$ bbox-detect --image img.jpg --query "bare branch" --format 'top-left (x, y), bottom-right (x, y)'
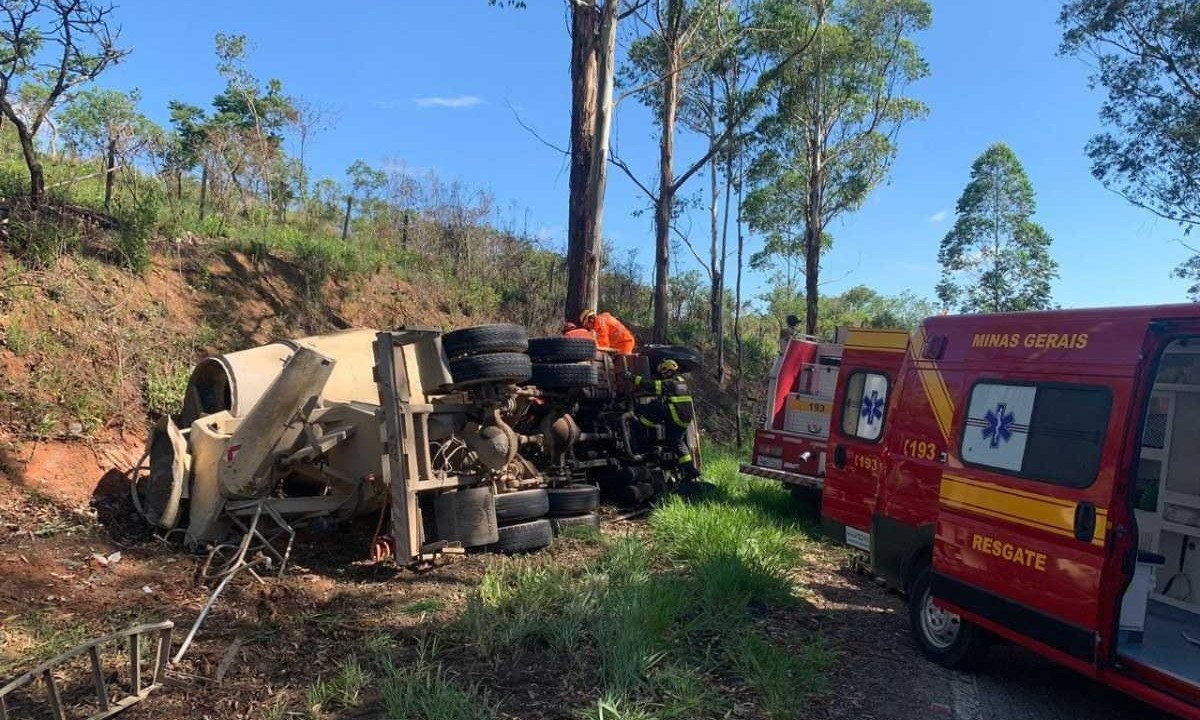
top-left (609, 148), bottom-right (658, 202)
top-left (506, 99), bottom-right (569, 156)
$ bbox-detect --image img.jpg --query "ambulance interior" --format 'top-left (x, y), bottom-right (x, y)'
top-left (1122, 339), bottom-right (1200, 686)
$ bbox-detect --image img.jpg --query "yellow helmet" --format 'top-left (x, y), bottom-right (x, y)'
top-left (657, 359), bottom-right (679, 375)
top-left (579, 308), bottom-right (597, 324)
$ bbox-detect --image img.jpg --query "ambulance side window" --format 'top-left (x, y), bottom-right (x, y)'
top-left (961, 381), bottom-right (1111, 488)
top-left (840, 371), bottom-right (889, 442)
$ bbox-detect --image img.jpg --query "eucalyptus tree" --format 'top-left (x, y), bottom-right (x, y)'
top-left (745, 0), bottom-right (930, 335)
top-left (936, 143), bottom-right (1057, 313)
top-left (1059, 0), bottom-right (1200, 297)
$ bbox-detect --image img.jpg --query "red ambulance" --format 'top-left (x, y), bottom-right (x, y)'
top-left (748, 307), bottom-right (1200, 718)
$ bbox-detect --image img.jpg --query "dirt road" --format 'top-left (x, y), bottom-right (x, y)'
top-left (795, 549), bottom-right (1173, 720)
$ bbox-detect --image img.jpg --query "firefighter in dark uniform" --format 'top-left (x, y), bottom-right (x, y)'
top-left (630, 359), bottom-right (700, 481)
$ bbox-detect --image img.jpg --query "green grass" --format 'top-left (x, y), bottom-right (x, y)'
top-left (304, 657), bottom-right (371, 718)
top-left (144, 362), bottom-right (191, 417)
top-left (377, 637), bottom-right (496, 720)
top-left (4, 320), bottom-right (30, 355)
top-left (351, 447), bottom-right (830, 719)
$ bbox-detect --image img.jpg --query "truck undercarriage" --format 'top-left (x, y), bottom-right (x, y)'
top-left (130, 324), bottom-right (702, 567)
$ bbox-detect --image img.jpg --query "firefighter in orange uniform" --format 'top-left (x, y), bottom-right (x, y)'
top-left (580, 309), bottom-right (636, 354)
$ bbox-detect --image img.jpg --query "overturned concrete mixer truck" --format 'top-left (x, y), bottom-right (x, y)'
top-left (131, 324), bottom-right (703, 566)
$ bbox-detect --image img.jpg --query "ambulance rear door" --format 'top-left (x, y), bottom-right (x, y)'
top-left (823, 329), bottom-right (909, 551)
top-left (932, 373), bottom-right (1126, 669)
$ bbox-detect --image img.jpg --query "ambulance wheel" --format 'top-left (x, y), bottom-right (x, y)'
top-left (909, 567), bottom-right (989, 669)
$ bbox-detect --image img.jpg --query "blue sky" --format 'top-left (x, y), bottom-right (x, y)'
top-left (101, 0), bottom-right (1192, 309)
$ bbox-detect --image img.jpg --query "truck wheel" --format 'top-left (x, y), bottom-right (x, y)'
top-left (530, 363), bottom-right (598, 389)
top-left (494, 488), bottom-right (549, 524)
top-left (528, 337), bottom-right (597, 363)
top-left (909, 566), bottom-right (989, 669)
top-left (434, 487), bottom-right (499, 548)
top-left (550, 513), bottom-right (601, 534)
top-left (497, 518), bottom-right (553, 553)
top-left (449, 352), bottom-right (532, 387)
top-left (547, 484), bottom-right (600, 515)
top-left (441, 324), bottom-right (528, 359)
top-left (640, 344), bottom-right (702, 374)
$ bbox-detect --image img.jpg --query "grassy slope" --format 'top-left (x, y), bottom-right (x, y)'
top-left (308, 451), bottom-right (834, 720)
top-left (0, 243), bottom-right (485, 443)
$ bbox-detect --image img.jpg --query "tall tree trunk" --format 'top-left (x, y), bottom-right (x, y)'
top-left (652, 4), bottom-right (682, 343)
top-left (734, 158), bottom-right (746, 448)
top-left (804, 222), bottom-right (820, 336)
top-left (804, 135), bottom-right (823, 335)
top-left (708, 77), bottom-right (724, 380)
top-left (342, 195), bottom-right (353, 241)
top-left (199, 162), bottom-right (209, 221)
top-left (583, 0), bottom-right (619, 316)
top-left (103, 139), bottom-right (116, 212)
top-left (17, 128), bottom-right (43, 205)
top-left (565, 0), bottom-right (599, 324)
top-left (0, 105), bottom-right (43, 205)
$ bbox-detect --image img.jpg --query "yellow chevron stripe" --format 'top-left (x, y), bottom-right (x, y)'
top-left (940, 476), bottom-right (1107, 548)
top-left (909, 328), bottom-right (957, 443)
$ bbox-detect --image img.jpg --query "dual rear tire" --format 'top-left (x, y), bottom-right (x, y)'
top-left (548, 484), bottom-right (600, 536)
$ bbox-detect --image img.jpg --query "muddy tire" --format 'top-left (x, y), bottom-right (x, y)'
top-left (449, 352), bottom-right (532, 387)
top-left (441, 324), bottom-right (528, 359)
top-left (528, 337), bottom-right (597, 363)
top-left (497, 518), bottom-right (553, 553)
top-left (494, 488), bottom-right (549, 524)
top-left (434, 487), bottom-right (499, 548)
top-left (530, 362), bottom-right (598, 389)
top-left (550, 513), bottom-right (601, 535)
top-left (908, 566), bottom-right (989, 669)
top-left (547, 484), bottom-right (600, 515)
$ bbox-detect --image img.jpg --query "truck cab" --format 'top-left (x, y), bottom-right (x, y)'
top-left (814, 307), bottom-right (1200, 719)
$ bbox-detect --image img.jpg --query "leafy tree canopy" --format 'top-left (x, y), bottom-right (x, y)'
top-left (936, 143), bottom-right (1058, 314)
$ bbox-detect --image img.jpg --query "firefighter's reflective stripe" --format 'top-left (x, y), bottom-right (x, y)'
top-left (638, 415), bottom-right (658, 428)
top-left (667, 395), bottom-right (694, 427)
top-left (634, 376), bottom-right (665, 395)
top-left (678, 452), bottom-right (693, 464)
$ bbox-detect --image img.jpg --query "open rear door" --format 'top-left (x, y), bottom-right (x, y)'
top-left (932, 375), bottom-right (1124, 671)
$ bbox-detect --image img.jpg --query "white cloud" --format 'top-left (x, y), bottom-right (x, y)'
top-left (413, 95), bottom-right (483, 109)
top-left (929, 209), bottom-right (948, 224)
